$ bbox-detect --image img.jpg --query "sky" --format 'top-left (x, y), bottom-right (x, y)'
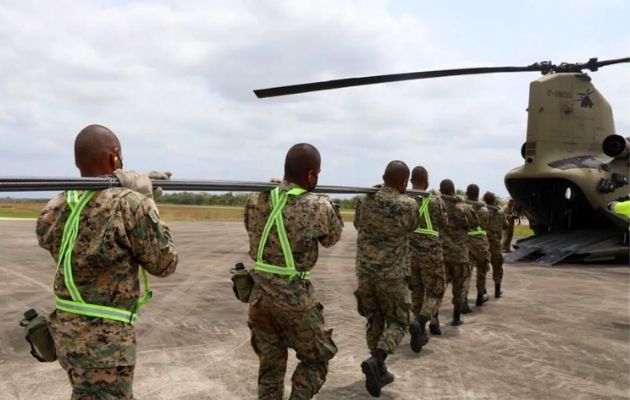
top-left (1, 0), bottom-right (629, 197)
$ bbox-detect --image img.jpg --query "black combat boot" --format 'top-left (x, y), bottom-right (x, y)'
top-left (409, 315), bottom-right (430, 353)
top-left (452, 305), bottom-right (463, 326)
top-left (495, 283), bottom-right (503, 298)
top-left (380, 361), bottom-right (395, 387)
top-left (429, 313), bottom-right (442, 335)
top-left (362, 349), bottom-right (387, 397)
top-left (475, 292), bottom-right (490, 306)
top-left (462, 297), bottom-right (472, 314)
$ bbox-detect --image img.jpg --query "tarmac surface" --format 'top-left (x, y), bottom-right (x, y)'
top-left (0, 219), bottom-right (628, 400)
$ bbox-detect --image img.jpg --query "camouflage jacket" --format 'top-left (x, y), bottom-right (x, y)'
top-left (502, 204), bottom-right (517, 228)
top-left (466, 199), bottom-right (490, 250)
top-left (486, 205), bottom-right (505, 247)
top-left (245, 180), bottom-right (344, 310)
top-left (354, 186), bottom-right (420, 280)
top-left (36, 188), bottom-right (178, 368)
top-left (410, 192), bottom-right (447, 252)
top-left (440, 195), bottom-right (473, 263)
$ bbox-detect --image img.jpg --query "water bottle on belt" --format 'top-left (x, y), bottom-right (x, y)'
top-left (20, 309), bottom-right (57, 362)
top-left (231, 263), bottom-right (254, 303)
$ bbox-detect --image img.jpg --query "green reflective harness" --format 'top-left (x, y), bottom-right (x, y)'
top-left (414, 194), bottom-right (439, 237)
top-left (55, 190), bottom-right (152, 325)
top-left (467, 203), bottom-right (487, 237)
top-left (468, 226), bottom-right (487, 237)
top-left (254, 187), bottom-right (310, 280)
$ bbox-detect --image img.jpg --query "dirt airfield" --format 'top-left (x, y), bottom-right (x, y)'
top-left (0, 219), bottom-right (628, 400)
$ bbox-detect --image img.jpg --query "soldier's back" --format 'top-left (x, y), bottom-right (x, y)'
top-left (354, 186), bottom-right (418, 278)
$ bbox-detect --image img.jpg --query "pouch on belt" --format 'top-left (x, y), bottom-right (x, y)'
top-left (231, 262), bottom-right (254, 303)
top-left (20, 309), bottom-right (57, 362)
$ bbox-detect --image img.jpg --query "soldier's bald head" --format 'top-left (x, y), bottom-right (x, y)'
top-left (440, 179), bottom-right (455, 196)
top-left (466, 184), bottom-right (480, 201)
top-left (382, 160), bottom-right (410, 193)
top-left (283, 143), bottom-right (321, 190)
top-left (411, 166), bottom-right (428, 190)
top-left (483, 191), bottom-right (496, 205)
top-left (74, 124), bottom-right (122, 177)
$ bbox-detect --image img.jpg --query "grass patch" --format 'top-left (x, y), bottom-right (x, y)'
top-left (0, 200), bottom-right (357, 223)
top-left (0, 203), bottom-right (42, 218)
top-left (513, 224), bottom-right (534, 237)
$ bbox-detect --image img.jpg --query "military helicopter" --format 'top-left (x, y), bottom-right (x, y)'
top-left (253, 57), bottom-right (630, 265)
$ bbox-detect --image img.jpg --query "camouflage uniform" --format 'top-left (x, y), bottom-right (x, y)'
top-left (409, 193), bottom-right (447, 320)
top-left (353, 186), bottom-right (419, 354)
top-left (464, 200), bottom-right (491, 297)
top-left (36, 188), bottom-right (178, 400)
top-left (502, 204), bottom-right (517, 252)
top-left (245, 181), bottom-right (343, 400)
top-left (486, 205), bottom-right (505, 285)
top-left (440, 195), bottom-right (472, 308)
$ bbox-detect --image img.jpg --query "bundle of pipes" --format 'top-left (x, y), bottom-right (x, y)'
top-left (0, 177), bottom-right (428, 196)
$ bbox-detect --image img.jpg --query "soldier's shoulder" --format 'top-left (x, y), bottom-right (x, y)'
top-left (399, 194), bottom-right (418, 208)
top-left (41, 193), bottom-right (67, 212)
top-left (97, 188), bottom-right (146, 209)
top-left (301, 192), bottom-right (333, 209)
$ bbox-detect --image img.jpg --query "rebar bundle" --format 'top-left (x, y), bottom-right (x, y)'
top-left (0, 176), bottom-right (428, 196)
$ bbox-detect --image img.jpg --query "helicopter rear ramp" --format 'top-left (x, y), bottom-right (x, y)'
top-left (507, 229), bottom-right (629, 265)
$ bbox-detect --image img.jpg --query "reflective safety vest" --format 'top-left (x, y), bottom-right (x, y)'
top-left (612, 200), bottom-right (630, 217)
top-left (414, 194), bottom-right (439, 237)
top-left (55, 190), bottom-right (152, 325)
top-left (253, 187), bottom-right (310, 280)
top-left (468, 226), bottom-right (487, 237)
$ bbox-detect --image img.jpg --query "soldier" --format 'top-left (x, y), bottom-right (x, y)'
top-left (245, 143), bottom-right (343, 400)
top-left (407, 166), bottom-right (447, 353)
top-left (502, 198), bottom-right (518, 252)
top-left (439, 179), bottom-right (472, 326)
top-left (463, 184), bottom-right (491, 311)
top-left (484, 192), bottom-right (506, 298)
top-left (36, 125), bottom-right (178, 399)
top-left (354, 161), bottom-right (419, 397)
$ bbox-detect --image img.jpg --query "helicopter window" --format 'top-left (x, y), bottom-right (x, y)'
top-left (565, 187), bottom-right (574, 201)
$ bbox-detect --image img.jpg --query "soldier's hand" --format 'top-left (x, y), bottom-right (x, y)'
top-left (114, 170), bottom-right (154, 198)
top-left (148, 171), bottom-right (172, 199)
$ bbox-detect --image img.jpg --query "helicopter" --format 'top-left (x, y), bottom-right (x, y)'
top-left (253, 57), bottom-right (630, 265)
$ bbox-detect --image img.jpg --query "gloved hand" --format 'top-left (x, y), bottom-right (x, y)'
top-left (608, 201), bottom-right (617, 212)
top-left (114, 170), bottom-right (172, 199)
top-left (147, 171), bottom-right (172, 199)
top-left (114, 170), bottom-right (154, 197)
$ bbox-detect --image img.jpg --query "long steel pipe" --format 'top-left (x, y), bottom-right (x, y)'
top-left (0, 177), bottom-right (428, 196)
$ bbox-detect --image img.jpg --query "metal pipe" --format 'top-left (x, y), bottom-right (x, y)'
top-left (0, 176), bottom-right (428, 196)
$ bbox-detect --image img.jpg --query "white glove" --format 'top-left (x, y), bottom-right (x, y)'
top-left (114, 170), bottom-right (154, 197)
top-left (147, 171), bottom-right (172, 199)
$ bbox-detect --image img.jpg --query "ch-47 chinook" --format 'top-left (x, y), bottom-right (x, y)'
top-left (253, 57), bottom-right (630, 265)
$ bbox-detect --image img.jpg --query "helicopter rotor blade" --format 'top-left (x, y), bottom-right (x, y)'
top-left (254, 65), bottom-right (541, 98)
top-left (253, 57), bottom-right (630, 98)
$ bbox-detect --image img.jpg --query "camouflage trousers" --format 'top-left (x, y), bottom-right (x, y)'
top-left (502, 221), bottom-right (515, 252)
top-left (490, 242), bottom-right (504, 284)
top-left (67, 366), bottom-right (134, 400)
top-left (443, 260), bottom-right (469, 307)
top-left (354, 274), bottom-right (410, 355)
top-left (409, 244), bottom-right (446, 320)
top-left (465, 242), bottom-right (490, 296)
top-left (248, 292), bottom-right (337, 400)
